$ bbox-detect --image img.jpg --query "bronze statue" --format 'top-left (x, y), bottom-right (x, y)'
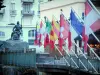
top-left (11, 21), bottom-right (22, 40)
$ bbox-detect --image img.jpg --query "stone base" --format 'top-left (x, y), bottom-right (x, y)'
top-left (0, 40), bottom-right (29, 51)
top-left (44, 44), bottom-right (66, 58)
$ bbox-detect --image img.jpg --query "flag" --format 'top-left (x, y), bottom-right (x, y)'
top-left (70, 9), bottom-right (86, 51)
top-left (44, 34), bottom-right (49, 48)
top-left (34, 24), bottom-right (42, 46)
top-left (68, 30), bottom-right (72, 51)
top-left (49, 17), bottom-right (60, 50)
top-left (52, 16), bottom-right (60, 39)
top-left (68, 24), bottom-right (78, 51)
top-left (85, 1), bottom-right (100, 33)
top-left (50, 27), bottom-right (55, 50)
top-left (46, 19), bottom-right (52, 34)
top-left (60, 14), bottom-right (69, 39)
top-left (39, 21), bottom-right (44, 46)
top-left (82, 26), bottom-right (88, 52)
top-left (70, 26), bottom-right (78, 41)
top-left (84, 1), bottom-right (99, 51)
top-left (70, 9), bottom-right (84, 35)
top-left (59, 14), bottom-right (69, 54)
top-left (44, 18), bottom-right (52, 48)
top-left (84, 1), bottom-right (100, 52)
top-left (34, 25), bottom-right (39, 45)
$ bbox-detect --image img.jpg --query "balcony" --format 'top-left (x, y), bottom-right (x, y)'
top-left (21, 0), bottom-right (34, 3)
top-left (10, 10), bottom-right (17, 17)
top-left (0, 9), bottom-right (5, 14)
top-left (21, 10), bottom-right (34, 16)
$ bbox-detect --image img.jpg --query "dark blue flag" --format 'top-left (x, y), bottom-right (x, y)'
top-left (70, 9), bottom-right (84, 35)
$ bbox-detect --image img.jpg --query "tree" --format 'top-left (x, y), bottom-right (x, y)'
top-left (0, 0), bottom-right (6, 10)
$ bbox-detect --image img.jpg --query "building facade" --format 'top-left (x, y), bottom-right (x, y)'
top-left (40, 0), bottom-right (100, 54)
top-left (0, 0), bottom-right (100, 53)
top-left (40, 0), bottom-right (100, 21)
top-left (40, 0), bottom-right (86, 21)
top-left (0, 0), bottom-right (45, 53)
top-left (40, 0), bottom-right (86, 54)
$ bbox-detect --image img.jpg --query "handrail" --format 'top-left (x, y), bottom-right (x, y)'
top-left (54, 45), bottom-right (70, 66)
top-left (64, 41), bottom-right (88, 71)
top-left (61, 46), bottom-right (79, 68)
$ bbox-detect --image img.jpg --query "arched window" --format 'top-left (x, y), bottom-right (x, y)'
top-left (28, 30), bottom-right (36, 45)
top-left (28, 30), bottom-right (35, 37)
top-left (0, 31), bottom-right (5, 37)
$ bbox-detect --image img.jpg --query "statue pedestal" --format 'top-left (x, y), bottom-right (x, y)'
top-left (2, 40), bottom-right (29, 51)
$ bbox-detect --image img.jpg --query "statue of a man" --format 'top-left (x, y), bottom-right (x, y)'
top-left (11, 21), bottom-right (22, 40)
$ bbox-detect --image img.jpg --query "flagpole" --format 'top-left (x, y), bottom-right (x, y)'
top-left (53, 12), bottom-right (98, 72)
top-left (69, 22), bottom-right (98, 72)
top-left (67, 40), bottom-right (98, 72)
top-left (54, 45), bottom-right (70, 66)
top-left (59, 9), bottom-right (79, 68)
top-left (88, 0), bottom-right (100, 16)
top-left (71, 8), bottom-right (100, 61)
top-left (69, 19), bottom-right (98, 72)
top-left (63, 8), bottom-right (100, 61)
top-left (52, 15), bottom-right (60, 23)
top-left (80, 35), bottom-right (100, 61)
top-left (56, 9), bottom-right (88, 58)
top-left (52, 9), bottom-right (71, 67)
top-left (53, 9), bottom-right (86, 56)
top-left (54, 10), bottom-right (98, 72)
top-left (63, 44), bottom-right (88, 71)
top-left (71, 8), bottom-right (100, 43)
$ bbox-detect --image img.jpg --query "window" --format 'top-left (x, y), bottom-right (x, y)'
top-left (28, 39), bottom-right (34, 45)
top-left (0, 31), bottom-right (5, 37)
top-left (10, 3), bottom-right (16, 20)
top-left (23, 3), bottom-right (32, 12)
top-left (28, 30), bottom-right (35, 37)
top-left (40, 0), bottom-right (43, 3)
top-left (28, 30), bottom-right (36, 45)
top-left (10, 16), bottom-right (15, 23)
top-left (48, 0), bottom-right (52, 1)
top-left (11, 3), bottom-right (15, 10)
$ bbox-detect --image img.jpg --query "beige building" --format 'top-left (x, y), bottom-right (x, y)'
top-left (0, 0), bottom-right (44, 53)
top-left (40, 0), bottom-right (86, 21)
top-left (40, 0), bottom-right (100, 54)
top-left (0, 0), bottom-right (100, 53)
top-left (40, 0), bottom-right (85, 54)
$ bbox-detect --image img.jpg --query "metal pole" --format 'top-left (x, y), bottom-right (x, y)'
top-left (71, 8), bottom-right (100, 61)
top-left (62, 46), bottom-right (79, 68)
top-left (71, 8), bottom-right (100, 42)
top-left (88, 0), bottom-right (100, 16)
top-left (64, 41), bottom-right (88, 71)
top-left (58, 11), bottom-right (98, 73)
top-left (55, 45), bottom-right (70, 66)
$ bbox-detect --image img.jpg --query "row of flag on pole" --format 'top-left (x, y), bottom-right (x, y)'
top-left (33, 0), bottom-right (100, 54)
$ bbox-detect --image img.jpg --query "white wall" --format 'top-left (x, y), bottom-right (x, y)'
top-left (0, 0), bottom-right (39, 41)
top-left (0, 26), bottom-right (13, 40)
top-left (15, 0), bottom-right (22, 23)
top-left (0, 0), bottom-right (10, 26)
top-left (40, 0), bottom-right (85, 21)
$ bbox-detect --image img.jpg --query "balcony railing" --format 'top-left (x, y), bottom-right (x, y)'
top-left (21, 10), bottom-right (34, 16)
top-left (0, 9), bottom-right (5, 14)
top-left (21, 0), bottom-right (34, 3)
top-left (10, 10), bottom-right (17, 17)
